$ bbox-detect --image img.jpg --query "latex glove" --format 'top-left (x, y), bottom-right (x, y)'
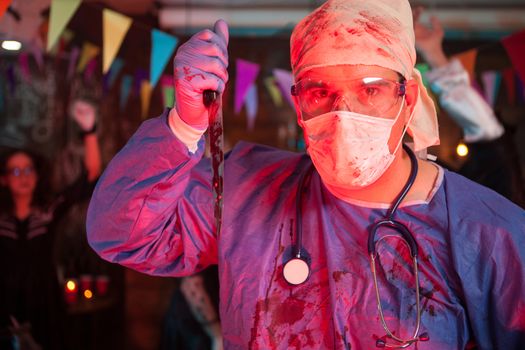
top-left (173, 19), bottom-right (229, 130)
top-left (70, 99), bottom-right (97, 132)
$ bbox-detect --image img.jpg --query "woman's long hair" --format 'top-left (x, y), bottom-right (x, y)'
top-left (0, 148), bottom-right (52, 214)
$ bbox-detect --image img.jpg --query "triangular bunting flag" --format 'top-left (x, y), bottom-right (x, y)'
top-left (84, 58), bottom-right (98, 81)
top-left (134, 68), bottom-right (148, 95)
top-left (161, 75), bottom-right (174, 108)
top-left (415, 63), bottom-right (430, 88)
top-left (140, 80), bottom-right (152, 119)
top-left (234, 59), bottom-right (260, 114)
top-left (502, 30), bottom-right (525, 84)
top-left (76, 42), bottom-right (99, 73)
top-left (106, 58), bottom-right (124, 89)
top-left (517, 75), bottom-right (525, 104)
top-left (50, 29), bottom-right (75, 56)
top-left (245, 84), bottom-right (258, 131)
top-left (161, 75), bottom-right (173, 87)
top-left (273, 68), bottom-right (294, 108)
top-left (0, 0), bottom-right (13, 19)
top-left (503, 68), bottom-right (516, 105)
top-left (472, 79), bottom-right (486, 103)
top-left (481, 71), bottom-right (502, 108)
top-left (7, 64), bottom-right (16, 95)
top-left (0, 78), bottom-right (4, 113)
top-left (31, 44), bottom-right (44, 71)
top-left (452, 49), bottom-right (478, 82)
top-left (103, 9), bottom-right (132, 74)
top-left (46, 0), bottom-right (82, 52)
top-left (163, 86), bottom-right (175, 108)
top-left (68, 46), bottom-right (80, 79)
top-left (150, 29), bottom-right (179, 88)
top-left (264, 76), bottom-right (283, 107)
top-left (18, 53), bottom-right (31, 83)
top-left (120, 74), bottom-right (133, 109)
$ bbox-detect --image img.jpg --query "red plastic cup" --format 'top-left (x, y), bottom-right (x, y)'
top-left (79, 274), bottom-right (93, 293)
top-left (96, 275), bottom-right (110, 296)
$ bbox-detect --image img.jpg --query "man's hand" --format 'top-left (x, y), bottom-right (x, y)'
top-left (173, 19), bottom-right (229, 129)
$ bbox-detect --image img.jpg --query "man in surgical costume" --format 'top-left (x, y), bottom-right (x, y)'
top-left (86, 0), bottom-right (525, 348)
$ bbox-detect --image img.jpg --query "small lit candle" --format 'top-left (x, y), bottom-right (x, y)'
top-left (64, 279), bottom-right (78, 304)
top-left (84, 289), bottom-right (93, 299)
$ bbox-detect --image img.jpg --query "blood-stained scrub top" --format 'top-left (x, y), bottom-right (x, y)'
top-left (87, 110), bottom-right (525, 349)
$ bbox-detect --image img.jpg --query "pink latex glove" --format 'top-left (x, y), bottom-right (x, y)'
top-left (173, 19), bottom-right (229, 129)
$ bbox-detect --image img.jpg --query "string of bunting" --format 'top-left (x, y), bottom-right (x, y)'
top-left (1, 1), bottom-right (524, 125)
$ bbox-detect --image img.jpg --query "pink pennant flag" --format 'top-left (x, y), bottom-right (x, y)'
top-left (161, 74), bottom-right (173, 87)
top-left (84, 58), bottom-right (97, 81)
top-left (68, 47), bottom-right (80, 79)
top-left (31, 45), bottom-right (44, 71)
top-left (273, 68), bottom-right (294, 108)
top-left (471, 79), bottom-right (487, 103)
top-left (481, 71), bottom-right (501, 108)
top-left (517, 75), bottom-right (525, 104)
top-left (235, 59), bottom-right (260, 114)
top-left (503, 68), bottom-right (516, 105)
top-left (18, 53), bottom-right (31, 83)
top-left (502, 30), bottom-right (525, 84)
top-left (245, 84), bottom-right (258, 131)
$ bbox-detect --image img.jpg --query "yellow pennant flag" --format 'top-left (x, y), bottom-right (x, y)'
top-left (103, 9), bottom-right (132, 73)
top-left (452, 49), bottom-right (478, 83)
top-left (46, 0), bottom-right (82, 52)
top-left (77, 42), bottom-right (100, 73)
top-left (141, 80), bottom-right (153, 119)
top-left (264, 76), bottom-right (283, 107)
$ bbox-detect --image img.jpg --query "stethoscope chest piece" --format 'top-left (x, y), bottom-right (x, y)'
top-left (283, 257), bottom-right (310, 285)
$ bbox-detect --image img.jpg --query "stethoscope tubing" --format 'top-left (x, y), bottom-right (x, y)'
top-left (286, 143), bottom-right (427, 348)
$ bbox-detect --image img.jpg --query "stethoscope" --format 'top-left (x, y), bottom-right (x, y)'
top-left (282, 143), bottom-right (429, 348)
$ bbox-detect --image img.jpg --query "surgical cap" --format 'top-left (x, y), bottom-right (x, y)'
top-left (290, 0), bottom-right (440, 151)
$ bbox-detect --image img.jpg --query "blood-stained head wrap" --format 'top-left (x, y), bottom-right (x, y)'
top-left (290, 0), bottom-right (439, 151)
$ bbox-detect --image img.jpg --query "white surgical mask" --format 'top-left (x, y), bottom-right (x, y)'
top-left (302, 99), bottom-right (408, 189)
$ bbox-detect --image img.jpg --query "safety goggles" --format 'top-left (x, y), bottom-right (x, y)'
top-left (291, 77), bottom-right (406, 120)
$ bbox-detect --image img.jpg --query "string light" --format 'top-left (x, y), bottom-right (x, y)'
top-left (456, 142), bottom-right (469, 157)
top-left (1, 40), bottom-right (22, 51)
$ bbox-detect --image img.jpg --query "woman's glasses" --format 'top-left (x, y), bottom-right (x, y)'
top-left (6, 166), bottom-right (35, 177)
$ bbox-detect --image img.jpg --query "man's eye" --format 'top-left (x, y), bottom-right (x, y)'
top-left (364, 86), bottom-right (380, 97)
top-left (309, 88), bottom-right (329, 99)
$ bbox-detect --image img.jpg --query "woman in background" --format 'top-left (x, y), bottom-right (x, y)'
top-left (0, 100), bottom-right (101, 350)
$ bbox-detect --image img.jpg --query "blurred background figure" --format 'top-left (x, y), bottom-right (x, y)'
top-left (414, 7), bottom-right (525, 207)
top-left (0, 99), bottom-right (101, 350)
top-left (160, 266), bottom-right (221, 350)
